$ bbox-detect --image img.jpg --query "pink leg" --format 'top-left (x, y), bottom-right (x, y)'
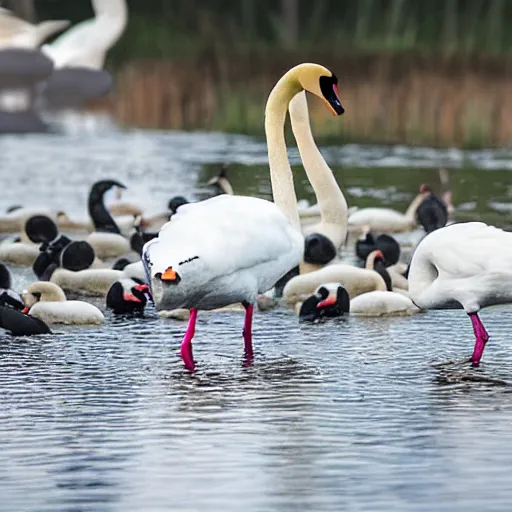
top-left (181, 309), bottom-right (198, 372)
top-left (469, 312), bottom-right (489, 366)
top-left (243, 303), bottom-right (254, 361)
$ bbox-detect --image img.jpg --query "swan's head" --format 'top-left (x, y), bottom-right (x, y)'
top-left (25, 215), bottom-right (58, 244)
top-left (168, 196), bottom-right (189, 215)
top-left (106, 278), bottom-right (151, 314)
top-left (295, 64), bottom-right (345, 116)
top-left (299, 282), bottom-right (350, 322)
top-left (90, 180), bottom-right (127, 200)
top-left (419, 184), bottom-right (432, 194)
top-left (304, 233), bottom-right (337, 265)
top-left (60, 241), bottom-right (96, 272)
top-left (22, 282), bottom-right (66, 311)
top-left (365, 249), bottom-right (385, 269)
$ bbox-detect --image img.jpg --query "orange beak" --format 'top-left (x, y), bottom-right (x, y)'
top-left (22, 306), bottom-right (30, 314)
top-left (162, 267), bottom-right (178, 281)
top-left (317, 294), bottom-right (337, 309)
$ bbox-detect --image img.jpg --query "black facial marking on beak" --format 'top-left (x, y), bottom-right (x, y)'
top-left (319, 74), bottom-right (344, 115)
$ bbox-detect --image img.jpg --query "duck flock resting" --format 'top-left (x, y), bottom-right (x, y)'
top-left (1, 62), bottom-right (510, 372)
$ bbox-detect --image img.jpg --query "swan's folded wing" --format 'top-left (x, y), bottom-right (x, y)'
top-left (143, 195), bottom-right (303, 281)
top-left (429, 222), bottom-right (512, 278)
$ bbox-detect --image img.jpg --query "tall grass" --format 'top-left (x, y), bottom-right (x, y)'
top-left (102, 52), bottom-right (512, 148)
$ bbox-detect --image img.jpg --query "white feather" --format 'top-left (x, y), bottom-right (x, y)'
top-left (143, 195), bottom-right (303, 310)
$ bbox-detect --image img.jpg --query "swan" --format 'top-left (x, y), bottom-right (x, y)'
top-left (356, 230), bottom-right (400, 265)
top-left (408, 222), bottom-right (512, 365)
top-left (206, 165), bottom-right (234, 196)
top-left (41, 0), bottom-right (127, 70)
top-left (283, 263), bottom-right (386, 306)
top-left (364, 249), bottom-right (408, 291)
top-left (0, 263), bottom-right (23, 309)
top-left (298, 282), bottom-right (350, 321)
top-left (289, 91), bottom-right (348, 270)
top-left (415, 185), bottom-right (448, 233)
top-left (143, 63), bottom-right (344, 371)
top-left (0, 8), bottom-right (69, 49)
top-left (86, 180), bottom-right (131, 259)
top-left (106, 278), bottom-right (151, 314)
top-left (297, 282), bottom-right (418, 320)
top-left (44, 264), bottom-right (122, 297)
top-left (350, 291), bottom-right (419, 316)
top-left (348, 186), bottom-right (430, 233)
top-left (0, 207), bottom-right (55, 234)
top-left (21, 281), bottom-right (104, 325)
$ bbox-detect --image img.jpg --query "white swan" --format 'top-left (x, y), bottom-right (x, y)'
top-left (0, 8), bottom-right (69, 49)
top-left (350, 290), bottom-right (419, 316)
top-left (289, 91), bottom-right (348, 269)
top-left (21, 281), bottom-right (104, 325)
top-left (296, 282), bottom-right (418, 319)
top-left (408, 222), bottom-right (512, 365)
top-left (48, 267), bottom-right (122, 296)
top-left (348, 188), bottom-right (429, 233)
top-left (143, 63), bottom-right (344, 371)
top-left (283, 264), bottom-right (386, 306)
top-left (42, 0), bottom-right (127, 69)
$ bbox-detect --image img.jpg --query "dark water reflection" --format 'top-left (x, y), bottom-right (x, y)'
top-left (0, 127), bottom-right (512, 511)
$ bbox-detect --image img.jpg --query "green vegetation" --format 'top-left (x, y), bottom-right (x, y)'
top-left (31, 0), bottom-right (512, 64)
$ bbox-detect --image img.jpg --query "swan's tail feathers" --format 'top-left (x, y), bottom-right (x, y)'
top-left (34, 20), bottom-right (71, 46)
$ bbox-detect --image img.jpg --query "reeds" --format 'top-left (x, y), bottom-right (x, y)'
top-left (103, 52), bottom-right (512, 148)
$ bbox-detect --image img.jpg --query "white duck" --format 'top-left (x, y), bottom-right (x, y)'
top-left (42, 0), bottom-right (127, 70)
top-left (348, 186), bottom-right (430, 233)
top-left (408, 222), bottom-right (512, 366)
top-left (21, 281), bottom-right (104, 325)
top-left (143, 63), bottom-right (345, 371)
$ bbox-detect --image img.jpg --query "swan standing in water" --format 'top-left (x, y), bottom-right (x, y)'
top-left (408, 222), bottom-right (512, 365)
top-left (144, 63), bottom-right (344, 371)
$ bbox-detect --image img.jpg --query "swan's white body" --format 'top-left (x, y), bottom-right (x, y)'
top-left (0, 240), bottom-right (38, 266)
top-left (0, 9), bottom-right (69, 49)
top-left (50, 267), bottom-right (122, 296)
top-left (29, 300), bottom-right (104, 325)
top-left (122, 261), bottom-right (146, 282)
top-left (409, 222), bottom-right (512, 312)
top-left (408, 222), bottom-right (512, 364)
top-left (348, 193), bottom-right (428, 233)
top-left (350, 291), bottom-right (419, 316)
top-left (0, 208), bottom-right (55, 234)
top-left (144, 195), bottom-right (303, 310)
top-left (42, 0), bottom-right (127, 69)
top-left (87, 231), bottom-right (130, 260)
top-left (283, 264), bottom-right (387, 305)
top-left (22, 281), bottom-right (103, 324)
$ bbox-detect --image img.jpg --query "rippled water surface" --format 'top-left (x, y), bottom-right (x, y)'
top-left (1, 123), bottom-right (512, 511)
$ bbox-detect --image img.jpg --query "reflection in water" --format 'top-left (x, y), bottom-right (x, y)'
top-left (0, 130), bottom-right (512, 510)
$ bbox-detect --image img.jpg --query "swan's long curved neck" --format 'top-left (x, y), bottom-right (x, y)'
top-left (289, 91), bottom-right (347, 248)
top-left (265, 71), bottom-right (303, 231)
top-left (408, 251), bottom-right (440, 308)
top-left (405, 192), bottom-right (429, 222)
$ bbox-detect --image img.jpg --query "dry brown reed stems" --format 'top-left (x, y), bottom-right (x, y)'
top-left (102, 52), bottom-right (512, 147)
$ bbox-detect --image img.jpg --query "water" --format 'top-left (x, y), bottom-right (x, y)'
top-left (1, 124), bottom-right (512, 511)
